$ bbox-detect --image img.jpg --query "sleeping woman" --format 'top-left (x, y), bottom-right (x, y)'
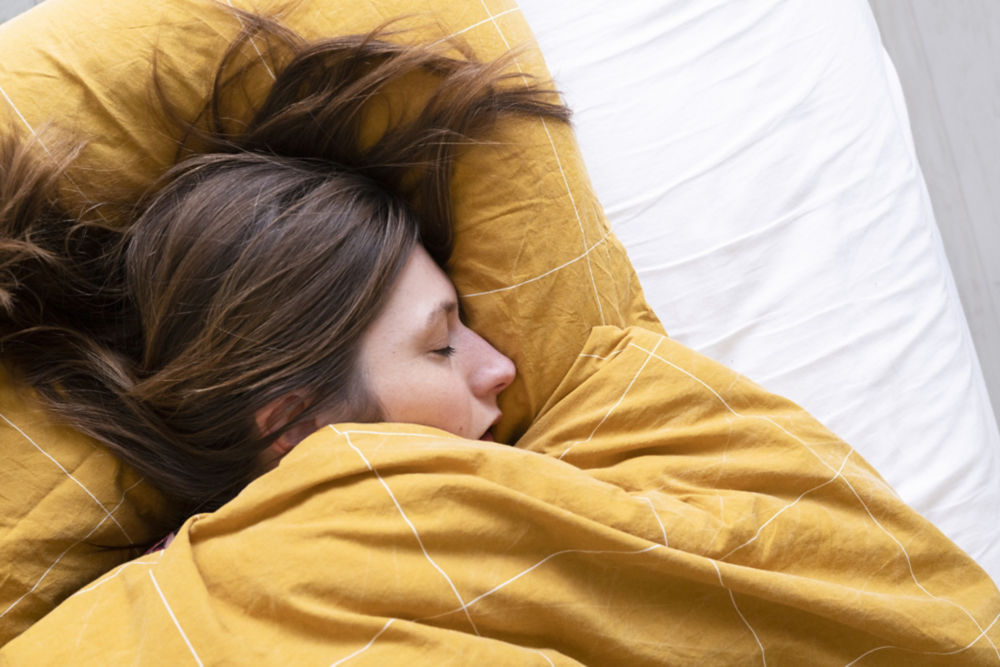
top-left (4, 9), bottom-right (1000, 662)
top-left (0, 12), bottom-right (567, 523)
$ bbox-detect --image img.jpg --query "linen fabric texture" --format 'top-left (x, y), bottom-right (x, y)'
top-left (0, 0), bottom-right (653, 644)
top-left (1, 0), bottom-right (998, 662)
top-left (5, 326), bottom-right (1000, 664)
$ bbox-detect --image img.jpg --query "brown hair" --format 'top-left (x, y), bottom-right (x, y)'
top-left (0, 11), bottom-right (569, 520)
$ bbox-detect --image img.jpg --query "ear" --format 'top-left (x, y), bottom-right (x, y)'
top-left (254, 392), bottom-right (319, 461)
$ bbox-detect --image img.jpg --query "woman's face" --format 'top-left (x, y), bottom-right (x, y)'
top-left (355, 245), bottom-right (516, 441)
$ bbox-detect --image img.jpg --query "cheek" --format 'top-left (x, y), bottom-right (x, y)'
top-left (368, 361), bottom-right (448, 416)
top-left (369, 362), bottom-right (475, 435)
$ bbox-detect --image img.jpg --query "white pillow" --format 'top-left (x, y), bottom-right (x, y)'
top-left (519, 0), bottom-right (1000, 583)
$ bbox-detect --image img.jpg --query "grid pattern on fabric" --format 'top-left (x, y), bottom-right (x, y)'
top-left (0, 0), bottom-right (653, 643)
top-left (5, 326), bottom-right (998, 664)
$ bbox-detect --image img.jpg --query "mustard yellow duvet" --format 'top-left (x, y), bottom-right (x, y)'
top-left (4, 326), bottom-right (998, 665)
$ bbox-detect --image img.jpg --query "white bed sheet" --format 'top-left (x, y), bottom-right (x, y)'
top-left (518, 0), bottom-right (1000, 583)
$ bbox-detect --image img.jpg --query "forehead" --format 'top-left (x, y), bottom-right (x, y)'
top-left (365, 245), bottom-right (456, 343)
top-left (388, 246), bottom-right (452, 302)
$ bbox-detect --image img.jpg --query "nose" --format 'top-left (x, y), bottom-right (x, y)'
top-left (467, 329), bottom-right (516, 398)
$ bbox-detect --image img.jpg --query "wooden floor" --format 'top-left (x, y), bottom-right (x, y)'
top-left (2, 1), bottom-right (998, 422)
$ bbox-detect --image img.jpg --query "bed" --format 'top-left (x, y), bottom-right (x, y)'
top-left (1, 0), bottom-right (998, 663)
top-left (516, 0), bottom-right (1000, 579)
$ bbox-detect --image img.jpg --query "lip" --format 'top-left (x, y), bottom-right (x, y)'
top-left (479, 413), bottom-right (502, 442)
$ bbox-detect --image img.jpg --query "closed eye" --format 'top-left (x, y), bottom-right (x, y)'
top-left (433, 345), bottom-right (456, 358)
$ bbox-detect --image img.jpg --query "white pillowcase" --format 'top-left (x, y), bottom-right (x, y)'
top-left (519, 0), bottom-right (1000, 583)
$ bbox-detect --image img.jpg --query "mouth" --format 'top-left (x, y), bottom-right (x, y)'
top-left (479, 414), bottom-right (502, 442)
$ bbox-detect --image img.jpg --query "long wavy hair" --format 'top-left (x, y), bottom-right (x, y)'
top-left (0, 10), bottom-right (569, 520)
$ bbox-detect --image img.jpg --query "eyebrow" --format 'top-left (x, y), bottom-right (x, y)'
top-left (422, 300), bottom-right (458, 336)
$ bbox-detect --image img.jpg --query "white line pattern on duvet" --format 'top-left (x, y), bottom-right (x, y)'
top-left (0, 477), bottom-right (142, 619)
top-left (0, 83), bottom-right (41, 138)
top-left (430, 7), bottom-right (519, 46)
top-left (636, 495), bottom-right (669, 547)
top-left (73, 553), bottom-right (163, 596)
top-left (557, 337), bottom-right (662, 460)
top-left (149, 570), bottom-right (204, 666)
top-left (844, 611), bottom-right (1000, 666)
top-left (329, 618), bottom-right (397, 667)
top-left (627, 343), bottom-right (846, 475)
top-left (578, 349), bottom-right (623, 361)
top-left (719, 449), bottom-right (853, 561)
top-left (838, 472), bottom-right (1000, 657)
top-left (0, 513), bottom-right (110, 620)
top-left (339, 427), bottom-right (492, 445)
top-left (338, 428), bottom-right (516, 456)
top-left (0, 82), bottom-right (97, 210)
top-left (464, 232), bottom-right (611, 297)
top-left (631, 340), bottom-right (1000, 656)
top-left (476, 0), bottom-right (605, 324)
top-left (418, 544), bottom-right (662, 623)
top-left (332, 425), bottom-right (481, 636)
top-left (0, 410), bottom-right (131, 540)
top-left (712, 561), bottom-right (766, 666)
top-left (526, 648), bottom-right (556, 666)
top-left (224, 0), bottom-right (276, 80)
top-left (534, 115), bottom-right (605, 325)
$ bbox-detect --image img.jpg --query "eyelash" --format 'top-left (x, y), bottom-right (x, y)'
top-left (433, 345), bottom-right (456, 358)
